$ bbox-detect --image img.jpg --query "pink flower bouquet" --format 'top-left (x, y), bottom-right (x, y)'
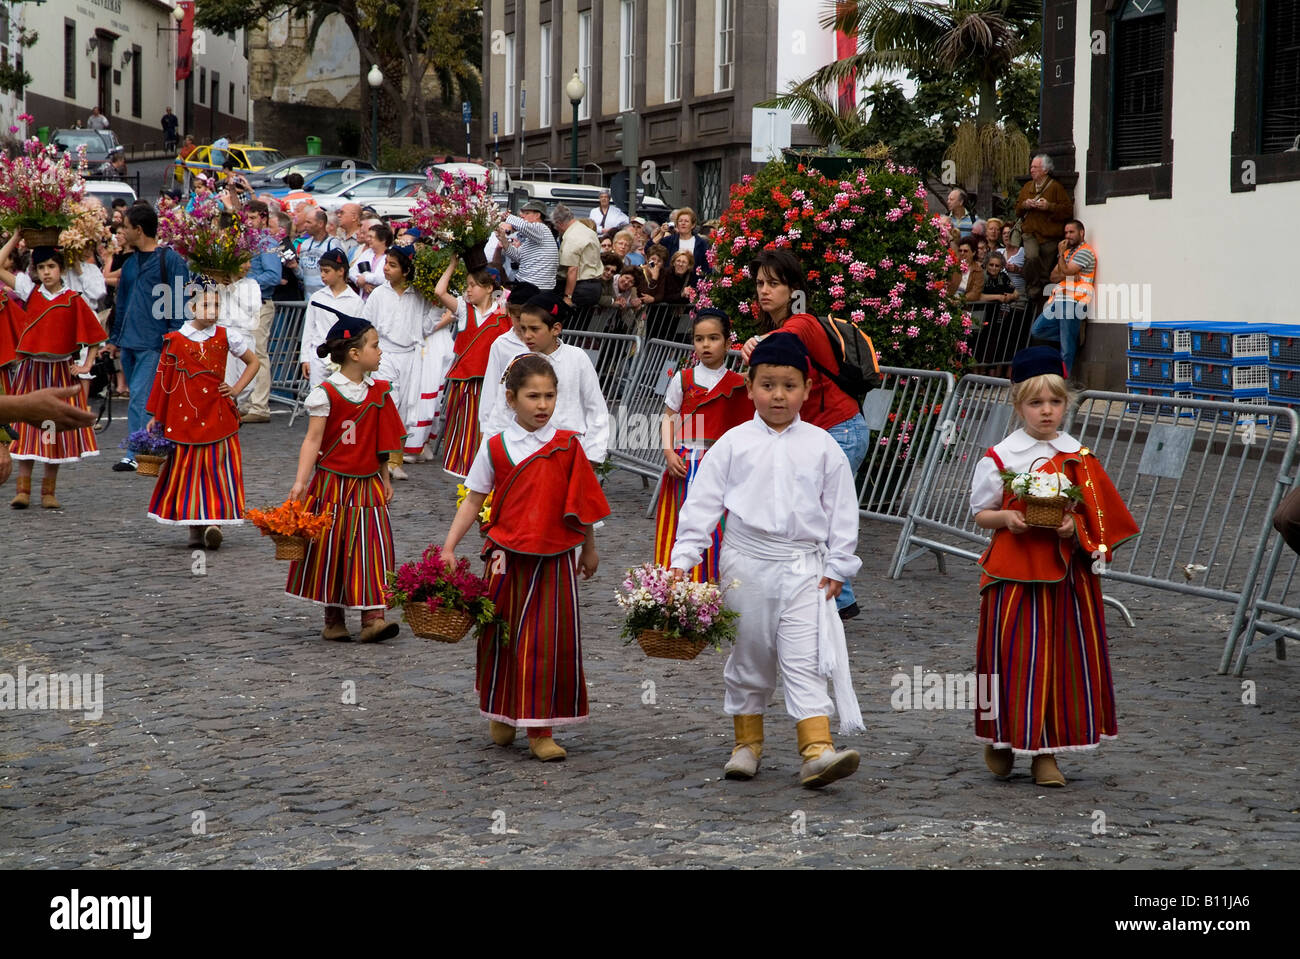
top-left (615, 563), bottom-right (740, 655)
top-left (0, 138), bottom-right (87, 238)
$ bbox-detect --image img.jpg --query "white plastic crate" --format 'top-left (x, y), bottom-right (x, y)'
top-left (1191, 361), bottom-right (1269, 391)
top-left (1190, 329), bottom-right (1271, 360)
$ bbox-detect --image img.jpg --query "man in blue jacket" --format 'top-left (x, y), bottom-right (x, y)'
top-left (110, 204), bottom-right (191, 471)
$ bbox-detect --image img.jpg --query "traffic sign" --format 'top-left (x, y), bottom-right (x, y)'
top-left (462, 101), bottom-right (472, 123)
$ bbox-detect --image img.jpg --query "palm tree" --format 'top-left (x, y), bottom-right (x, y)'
top-left (805, 0), bottom-right (1041, 216)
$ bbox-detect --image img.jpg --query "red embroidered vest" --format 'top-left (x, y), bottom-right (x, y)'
top-left (677, 367), bottom-right (753, 445)
top-left (14, 288), bottom-right (107, 359)
top-left (147, 327), bottom-right (242, 445)
top-left (316, 379), bottom-right (408, 476)
top-left (446, 304), bottom-right (509, 381)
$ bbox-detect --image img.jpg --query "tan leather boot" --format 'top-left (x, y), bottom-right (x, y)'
top-left (723, 714), bottom-right (764, 780)
top-left (10, 475), bottom-right (30, 509)
top-left (984, 745), bottom-right (1014, 777)
top-left (528, 736), bottom-right (566, 761)
top-left (1032, 753), bottom-right (1066, 787)
top-left (40, 475), bottom-right (60, 509)
top-left (489, 721), bottom-right (517, 746)
top-left (796, 715), bottom-right (859, 789)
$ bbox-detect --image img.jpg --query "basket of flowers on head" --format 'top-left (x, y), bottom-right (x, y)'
top-left (1001, 458), bottom-right (1084, 528)
top-left (385, 548), bottom-right (505, 642)
top-left (615, 563), bottom-right (740, 660)
top-left (246, 500), bottom-right (334, 560)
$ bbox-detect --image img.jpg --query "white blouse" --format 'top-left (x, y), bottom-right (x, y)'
top-left (464, 419), bottom-right (560, 494)
top-left (969, 428), bottom-right (1082, 514)
top-left (304, 370), bottom-right (377, 417)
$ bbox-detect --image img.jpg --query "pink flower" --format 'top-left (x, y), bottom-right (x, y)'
top-left (6, 126), bottom-right (16, 135)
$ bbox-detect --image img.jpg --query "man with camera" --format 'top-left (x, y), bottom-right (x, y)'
top-left (237, 200), bottom-right (283, 424)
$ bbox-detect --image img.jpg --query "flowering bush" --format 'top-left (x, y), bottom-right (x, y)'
top-left (691, 160), bottom-right (972, 373)
top-left (58, 199), bottom-right (111, 259)
top-left (407, 171), bottom-right (504, 254)
top-left (157, 198), bottom-right (278, 280)
top-left (614, 563), bottom-right (740, 650)
top-left (121, 424), bottom-right (174, 456)
top-left (247, 500), bottom-right (335, 539)
top-left (0, 138), bottom-right (86, 233)
top-left (385, 548), bottom-right (505, 638)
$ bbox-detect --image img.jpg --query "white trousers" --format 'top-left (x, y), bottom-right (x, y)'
top-left (720, 545), bottom-right (833, 721)
top-left (377, 347), bottom-right (422, 434)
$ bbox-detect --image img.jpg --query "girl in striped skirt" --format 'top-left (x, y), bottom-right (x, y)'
top-left (970, 347), bottom-right (1139, 787)
top-left (431, 254), bottom-right (509, 477)
top-left (653, 309), bottom-right (752, 580)
top-left (441, 354), bottom-right (610, 762)
top-left (0, 243), bottom-right (106, 509)
top-left (287, 317), bottom-right (406, 643)
top-left (146, 286), bottom-right (260, 548)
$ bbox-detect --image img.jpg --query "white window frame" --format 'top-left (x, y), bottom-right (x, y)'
top-left (715, 0), bottom-right (734, 92)
top-left (539, 23), bottom-right (551, 128)
top-left (503, 33), bottom-right (515, 136)
top-left (665, 0), bottom-right (681, 103)
top-left (578, 11), bottom-right (592, 121)
top-left (619, 0), bottom-right (636, 112)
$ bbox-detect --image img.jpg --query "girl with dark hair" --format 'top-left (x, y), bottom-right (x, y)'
top-left (740, 246), bottom-right (871, 620)
top-left (440, 352), bottom-right (610, 762)
top-left (286, 317), bottom-right (406, 643)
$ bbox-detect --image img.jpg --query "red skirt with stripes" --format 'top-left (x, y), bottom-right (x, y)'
top-left (440, 377), bottom-right (483, 477)
top-left (147, 436), bottom-right (245, 525)
top-left (9, 358), bottom-right (98, 463)
top-left (476, 548), bottom-right (588, 728)
top-left (285, 470), bottom-right (394, 611)
top-left (975, 557), bottom-right (1118, 756)
top-left (652, 447), bottom-right (723, 582)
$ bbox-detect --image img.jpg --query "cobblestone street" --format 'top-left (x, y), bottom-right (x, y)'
top-left (2, 410), bottom-right (1297, 869)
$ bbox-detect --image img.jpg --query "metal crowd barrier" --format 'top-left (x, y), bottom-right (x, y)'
top-left (560, 329), bottom-right (643, 413)
top-left (1231, 505), bottom-right (1300, 674)
top-left (968, 300), bottom-right (1033, 373)
top-left (267, 301), bottom-right (310, 425)
top-left (858, 367), bottom-right (957, 526)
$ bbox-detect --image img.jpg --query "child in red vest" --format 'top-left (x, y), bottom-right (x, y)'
top-left (0, 244), bottom-right (106, 509)
top-left (146, 286), bottom-right (260, 548)
top-left (441, 353), bottom-right (610, 762)
top-left (654, 308), bottom-right (752, 580)
top-left (286, 317), bottom-right (407, 643)
top-left (431, 255), bottom-right (510, 476)
top-left (970, 347), bottom-right (1139, 786)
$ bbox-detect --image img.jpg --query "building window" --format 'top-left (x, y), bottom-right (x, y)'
top-left (539, 23), bottom-right (551, 128)
top-left (665, 0), bottom-right (682, 103)
top-left (715, 0), bottom-right (734, 92)
top-left (1231, 0), bottom-right (1300, 190)
top-left (132, 45), bottom-right (142, 117)
top-left (619, 1), bottom-right (636, 112)
top-left (199, 66), bottom-right (206, 104)
top-left (64, 21), bottom-right (75, 99)
top-left (1085, 0), bottom-right (1176, 204)
top-left (503, 33), bottom-right (515, 136)
top-left (577, 11), bottom-right (592, 121)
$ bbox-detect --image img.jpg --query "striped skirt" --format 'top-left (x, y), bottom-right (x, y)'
top-left (975, 559), bottom-right (1118, 756)
top-left (653, 447), bottom-right (723, 582)
top-left (10, 358), bottom-right (98, 463)
top-left (285, 470), bottom-right (394, 611)
top-left (476, 548), bottom-right (588, 728)
top-left (147, 436), bottom-right (245, 526)
top-left (440, 377), bottom-right (483, 477)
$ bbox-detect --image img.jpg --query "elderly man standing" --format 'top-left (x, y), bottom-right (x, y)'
top-left (589, 188), bottom-right (628, 234)
top-left (1015, 154), bottom-right (1073, 302)
top-left (553, 203), bottom-right (603, 308)
top-left (337, 203), bottom-right (366, 258)
top-left (499, 199), bottom-right (560, 304)
top-left (287, 207), bottom-right (342, 300)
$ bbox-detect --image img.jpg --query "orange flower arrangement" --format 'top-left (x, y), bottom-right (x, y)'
top-left (246, 500), bottom-right (334, 539)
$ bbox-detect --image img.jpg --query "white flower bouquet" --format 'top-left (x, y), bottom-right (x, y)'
top-left (1000, 460), bottom-right (1083, 528)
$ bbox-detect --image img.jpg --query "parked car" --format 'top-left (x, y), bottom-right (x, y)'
top-left (244, 155), bottom-right (375, 191)
top-left (424, 161), bottom-right (490, 185)
top-left (371, 181), bottom-right (432, 222)
top-left (505, 179), bottom-right (671, 223)
top-left (82, 179), bottom-right (138, 211)
top-left (50, 129), bottom-right (120, 168)
top-left (262, 166), bottom-right (359, 199)
top-left (311, 173), bottom-right (430, 213)
top-left (171, 143), bottom-right (287, 184)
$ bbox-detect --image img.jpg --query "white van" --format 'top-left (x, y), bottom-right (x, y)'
top-left (82, 179), bottom-right (138, 211)
top-left (506, 180), bottom-right (671, 225)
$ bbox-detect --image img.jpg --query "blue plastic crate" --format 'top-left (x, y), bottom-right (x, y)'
top-left (1127, 354), bottom-right (1191, 386)
top-left (1128, 324), bottom-right (1191, 356)
top-left (1191, 360), bottom-right (1269, 392)
top-left (1270, 367), bottom-right (1300, 400)
top-left (1269, 332), bottom-right (1300, 367)
top-left (1189, 388), bottom-right (1272, 423)
top-left (1189, 325), bottom-right (1272, 361)
top-left (1124, 385), bottom-right (1194, 417)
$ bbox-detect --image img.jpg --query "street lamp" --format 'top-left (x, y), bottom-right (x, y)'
top-left (156, 3), bottom-right (186, 35)
top-left (565, 69), bottom-right (585, 184)
top-left (367, 64), bottom-right (383, 166)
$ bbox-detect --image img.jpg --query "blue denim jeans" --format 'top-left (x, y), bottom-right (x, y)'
top-left (119, 347), bottom-right (162, 444)
top-left (825, 412), bottom-right (870, 610)
top-left (1029, 299), bottom-right (1086, 374)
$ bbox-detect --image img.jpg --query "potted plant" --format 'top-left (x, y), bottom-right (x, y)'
top-left (614, 563), bottom-right (740, 660)
top-left (246, 500), bottom-right (334, 560)
top-left (0, 137), bottom-right (86, 246)
top-left (385, 549), bottom-right (504, 643)
top-left (121, 424), bottom-right (175, 476)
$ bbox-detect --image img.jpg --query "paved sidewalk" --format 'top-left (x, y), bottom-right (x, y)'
top-left (1, 411), bottom-right (1297, 868)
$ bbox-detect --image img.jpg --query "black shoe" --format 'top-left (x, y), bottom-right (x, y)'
top-left (112, 457), bottom-right (137, 472)
top-left (838, 602), bottom-right (861, 622)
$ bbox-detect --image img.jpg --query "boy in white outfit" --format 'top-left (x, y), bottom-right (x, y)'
top-left (670, 332), bottom-right (863, 788)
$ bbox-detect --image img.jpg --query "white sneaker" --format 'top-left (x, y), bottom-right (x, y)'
top-left (417, 447), bottom-right (436, 463)
top-left (799, 747), bottom-right (860, 789)
top-left (390, 466), bottom-right (409, 481)
top-left (723, 745), bottom-right (760, 780)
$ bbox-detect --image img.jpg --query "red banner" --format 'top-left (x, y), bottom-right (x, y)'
top-left (835, 0), bottom-right (857, 115)
top-left (176, 1), bottom-right (195, 82)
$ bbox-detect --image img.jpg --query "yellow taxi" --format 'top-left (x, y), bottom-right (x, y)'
top-left (171, 142), bottom-right (287, 183)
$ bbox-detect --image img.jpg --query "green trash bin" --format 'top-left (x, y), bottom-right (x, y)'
top-left (305, 136), bottom-right (322, 156)
top-left (37, 126), bottom-right (49, 145)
